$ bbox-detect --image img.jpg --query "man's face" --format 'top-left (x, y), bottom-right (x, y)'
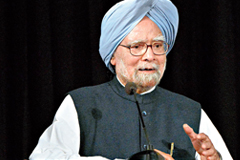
top-left (110, 16), bottom-right (167, 92)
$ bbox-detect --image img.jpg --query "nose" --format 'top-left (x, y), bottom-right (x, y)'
top-left (141, 45), bottom-right (156, 61)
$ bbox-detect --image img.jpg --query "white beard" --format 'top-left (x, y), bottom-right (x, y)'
top-left (118, 59), bottom-right (165, 88)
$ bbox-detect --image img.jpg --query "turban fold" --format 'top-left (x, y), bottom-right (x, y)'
top-left (99, 0), bottom-right (179, 73)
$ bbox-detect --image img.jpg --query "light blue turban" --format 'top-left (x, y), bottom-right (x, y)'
top-left (99, 0), bottom-right (179, 73)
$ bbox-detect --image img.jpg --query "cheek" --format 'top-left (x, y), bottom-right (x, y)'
top-left (117, 53), bottom-right (139, 68)
top-left (157, 57), bottom-right (167, 72)
top-left (124, 59), bottom-right (140, 73)
top-left (117, 58), bottom-right (140, 77)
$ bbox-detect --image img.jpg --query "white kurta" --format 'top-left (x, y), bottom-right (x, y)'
top-left (29, 95), bottom-right (233, 160)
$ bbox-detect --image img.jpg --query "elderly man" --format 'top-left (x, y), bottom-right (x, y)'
top-left (29, 0), bottom-right (232, 160)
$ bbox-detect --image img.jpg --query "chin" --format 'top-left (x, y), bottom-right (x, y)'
top-left (134, 73), bottom-right (161, 87)
top-left (138, 80), bottom-right (158, 88)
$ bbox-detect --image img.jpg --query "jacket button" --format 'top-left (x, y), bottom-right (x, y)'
top-left (142, 111), bottom-right (147, 116)
top-left (143, 144), bottom-right (147, 149)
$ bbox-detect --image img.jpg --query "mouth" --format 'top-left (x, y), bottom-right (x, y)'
top-left (139, 68), bottom-right (156, 71)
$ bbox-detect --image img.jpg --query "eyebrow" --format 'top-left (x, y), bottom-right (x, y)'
top-left (126, 39), bottom-right (147, 46)
top-left (153, 35), bottom-right (165, 41)
top-left (126, 35), bottom-right (165, 46)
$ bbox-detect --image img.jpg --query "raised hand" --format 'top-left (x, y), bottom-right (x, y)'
top-left (183, 124), bottom-right (220, 160)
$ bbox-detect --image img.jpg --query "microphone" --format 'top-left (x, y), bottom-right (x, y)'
top-left (125, 82), bottom-right (165, 160)
top-left (125, 82), bottom-right (151, 148)
top-left (125, 82), bottom-right (137, 95)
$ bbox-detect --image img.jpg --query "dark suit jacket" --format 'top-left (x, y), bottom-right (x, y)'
top-left (69, 77), bottom-right (201, 160)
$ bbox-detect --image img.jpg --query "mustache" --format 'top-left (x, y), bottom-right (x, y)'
top-left (136, 63), bottom-right (160, 71)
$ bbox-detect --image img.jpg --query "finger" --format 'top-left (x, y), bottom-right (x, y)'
top-left (196, 133), bottom-right (210, 142)
top-left (183, 124), bottom-right (197, 140)
top-left (201, 141), bottom-right (212, 151)
top-left (207, 151), bottom-right (221, 160)
top-left (200, 155), bottom-right (208, 160)
top-left (183, 124), bottom-right (217, 157)
top-left (201, 147), bottom-right (215, 157)
top-left (196, 133), bottom-right (214, 151)
top-left (183, 124), bottom-right (205, 153)
top-left (197, 134), bottom-right (218, 159)
top-left (154, 149), bottom-right (174, 160)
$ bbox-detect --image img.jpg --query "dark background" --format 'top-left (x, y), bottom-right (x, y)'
top-left (0, 0), bottom-right (238, 159)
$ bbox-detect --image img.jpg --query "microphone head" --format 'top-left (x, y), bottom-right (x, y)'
top-left (128, 150), bottom-right (165, 160)
top-left (125, 82), bottom-right (137, 95)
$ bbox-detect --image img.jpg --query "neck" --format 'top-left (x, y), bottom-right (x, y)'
top-left (116, 76), bottom-right (156, 95)
top-left (136, 85), bottom-right (156, 94)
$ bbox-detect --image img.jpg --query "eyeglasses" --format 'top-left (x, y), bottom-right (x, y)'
top-left (119, 41), bottom-right (168, 56)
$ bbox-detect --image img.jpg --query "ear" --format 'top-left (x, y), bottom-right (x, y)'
top-left (110, 55), bottom-right (116, 66)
